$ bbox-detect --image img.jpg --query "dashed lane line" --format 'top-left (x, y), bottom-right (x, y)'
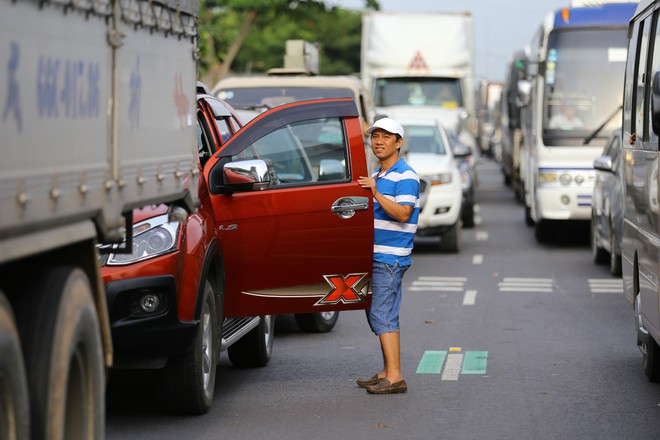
top-left (463, 290), bottom-right (477, 305)
top-left (498, 277), bottom-right (553, 293)
top-left (588, 278), bottom-right (623, 293)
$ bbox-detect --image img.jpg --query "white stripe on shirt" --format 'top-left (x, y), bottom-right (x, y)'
top-left (374, 244), bottom-right (412, 256)
top-left (375, 219), bottom-right (418, 233)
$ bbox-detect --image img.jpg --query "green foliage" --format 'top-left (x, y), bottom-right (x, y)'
top-left (198, 0), bottom-right (379, 78)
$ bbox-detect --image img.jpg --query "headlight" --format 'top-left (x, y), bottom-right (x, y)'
top-left (538, 171), bottom-right (557, 185)
top-left (559, 173), bottom-right (572, 186)
top-left (428, 173), bottom-right (453, 186)
top-left (106, 214), bottom-right (180, 265)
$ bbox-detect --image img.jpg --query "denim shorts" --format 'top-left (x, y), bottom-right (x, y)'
top-left (366, 261), bottom-right (409, 335)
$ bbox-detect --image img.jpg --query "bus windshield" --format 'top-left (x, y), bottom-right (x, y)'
top-left (373, 77), bottom-right (463, 108)
top-left (543, 28), bottom-right (627, 143)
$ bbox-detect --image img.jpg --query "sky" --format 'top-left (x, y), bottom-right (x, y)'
top-left (327, 0), bottom-right (581, 82)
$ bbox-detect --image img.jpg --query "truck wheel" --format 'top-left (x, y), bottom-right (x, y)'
top-left (591, 219), bottom-right (608, 264)
top-left (228, 315), bottom-right (274, 367)
top-left (439, 222), bottom-right (460, 253)
top-left (163, 279), bottom-right (218, 415)
top-left (295, 311), bottom-right (339, 333)
top-left (0, 292), bottom-right (30, 440)
top-left (19, 267), bottom-right (104, 440)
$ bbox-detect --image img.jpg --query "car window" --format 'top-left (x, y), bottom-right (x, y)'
top-left (234, 117), bottom-right (349, 186)
top-left (404, 125), bottom-right (447, 155)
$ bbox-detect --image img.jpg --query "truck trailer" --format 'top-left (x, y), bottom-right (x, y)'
top-left (0, 0), bottom-right (200, 437)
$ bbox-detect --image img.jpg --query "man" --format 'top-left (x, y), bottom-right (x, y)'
top-left (548, 99), bottom-right (584, 130)
top-left (357, 117), bottom-right (420, 394)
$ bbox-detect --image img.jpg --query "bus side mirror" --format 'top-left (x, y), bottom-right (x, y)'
top-left (517, 80), bottom-right (532, 107)
top-left (652, 70), bottom-right (660, 136)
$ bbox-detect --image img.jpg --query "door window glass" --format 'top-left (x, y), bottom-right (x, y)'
top-left (649, 13), bottom-right (660, 143)
top-left (235, 117), bottom-right (349, 186)
top-left (635, 16), bottom-right (651, 141)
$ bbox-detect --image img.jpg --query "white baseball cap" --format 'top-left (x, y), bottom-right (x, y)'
top-left (366, 117), bottom-right (404, 139)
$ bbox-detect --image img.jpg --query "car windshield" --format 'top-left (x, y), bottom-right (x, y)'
top-left (216, 86), bottom-right (354, 108)
top-left (373, 77), bottom-right (463, 108)
top-left (403, 125), bottom-right (447, 155)
top-left (543, 28), bottom-right (627, 143)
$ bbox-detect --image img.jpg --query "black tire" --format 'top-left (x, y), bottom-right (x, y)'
top-left (534, 220), bottom-right (555, 243)
top-left (439, 222), bottom-right (461, 253)
top-left (461, 204), bottom-right (475, 228)
top-left (162, 279), bottom-right (219, 415)
top-left (524, 206), bottom-right (534, 226)
top-left (0, 292), bottom-right (30, 440)
top-left (609, 227), bottom-right (622, 276)
top-left (228, 315), bottom-right (274, 367)
top-left (18, 267), bottom-right (104, 440)
top-left (634, 294), bottom-right (660, 381)
top-left (591, 218), bottom-right (608, 264)
top-left (294, 311), bottom-right (339, 333)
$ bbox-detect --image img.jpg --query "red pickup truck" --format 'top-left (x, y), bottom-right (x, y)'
top-left (101, 93), bottom-right (374, 414)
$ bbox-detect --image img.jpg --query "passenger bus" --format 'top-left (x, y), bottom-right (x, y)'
top-left (518, 1), bottom-right (638, 242)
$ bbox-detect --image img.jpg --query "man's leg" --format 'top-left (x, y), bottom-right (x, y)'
top-left (379, 330), bottom-right (403, 383)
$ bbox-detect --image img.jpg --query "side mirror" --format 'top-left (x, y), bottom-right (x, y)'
top-left (517, 80), bottom-right (532, 107)
top-left (318, 159), bottom-right (346, 181)
top-left (223, 159), bottom-right (271, 191)
top-left (452, 143), bottom-right (472, 158)
top-left (593, 156), bottom-right (614, 173)
top-left (652, 70), bottom-right (660, 136)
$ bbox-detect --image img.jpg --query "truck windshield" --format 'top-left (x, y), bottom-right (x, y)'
top-left (543, 28), bottom-right (627, 144)
top-left (373, 77), bottom-right (463, 108)
top-left (217, 87), bottom-right (353, 108)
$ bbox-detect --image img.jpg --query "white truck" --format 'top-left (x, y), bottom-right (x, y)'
top-left (360, 11), bottom-right (477, 149)
top-left (0, 0), bottom-right (199, 437)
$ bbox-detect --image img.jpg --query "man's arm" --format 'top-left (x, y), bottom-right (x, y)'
top-left (374, 191), bottom-right (414, 223)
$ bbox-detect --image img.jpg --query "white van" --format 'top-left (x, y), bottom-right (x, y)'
top-left (621, 0), bottom-right (660, 381)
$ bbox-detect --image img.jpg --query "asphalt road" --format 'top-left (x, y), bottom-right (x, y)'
top-left (106, 158), bottom-right (660, 440)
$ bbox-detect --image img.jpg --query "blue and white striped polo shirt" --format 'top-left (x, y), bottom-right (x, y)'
top-left (373, 158), bottom-right (420, 267)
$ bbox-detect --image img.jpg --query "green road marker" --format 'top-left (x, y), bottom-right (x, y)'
top-left (461, 351), bottom-right (488, 374)
top-left (416, 350), bottom-right (447, 374)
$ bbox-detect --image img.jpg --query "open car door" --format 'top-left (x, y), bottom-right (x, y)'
top-left (204, 98), bottom-right (373, 317)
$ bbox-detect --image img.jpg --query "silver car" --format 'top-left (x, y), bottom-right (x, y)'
top-left (591, 128), bottom-right (623, 276)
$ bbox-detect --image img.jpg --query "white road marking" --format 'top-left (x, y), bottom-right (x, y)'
top-left (441, 353), bottom-right (464, 381)
top-left (499, 277), bottom-right (554, 293)
top-left (472, 254), bottom-right (483, 264)
top-left (476, 231), bottom-right (489, 241)
top-left (410, 277), bottom-right (466, 292)
top-left (474, 204), bottom-right (481, 213)
top-left (588, 278), bottom-right (623, 293)
top-left (463, 290), bottom-right (477, 305)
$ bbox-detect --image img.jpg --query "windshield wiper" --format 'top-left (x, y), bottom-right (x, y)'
top-left (582, 104), bottom-right (622, 145)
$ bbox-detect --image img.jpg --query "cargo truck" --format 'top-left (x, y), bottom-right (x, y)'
top-left (360, 11), bottom-right (477, 150)
top-left (0, 0), bottom-right (199, 437)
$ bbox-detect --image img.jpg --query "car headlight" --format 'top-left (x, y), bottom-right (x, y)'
top-left (106, 214), bottom-right (180, 265)
top-left (428, 173), bottom-right (453, 186)
top-left (538, 171), bottom-right (557, 185)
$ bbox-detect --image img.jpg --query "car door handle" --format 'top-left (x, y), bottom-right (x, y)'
top-left (331, 196), bottom-right (369, 219)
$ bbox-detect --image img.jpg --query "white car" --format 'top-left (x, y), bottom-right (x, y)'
top-left (400, 119), bottom-right (463, 252)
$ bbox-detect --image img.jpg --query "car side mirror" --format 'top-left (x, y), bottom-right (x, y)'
top-left (652, 70), bottom-right (660, 136)
top-left (452, 143), bottom-right (472, 158)
top-left (318, 159), bottom-right (346, 181)
top-left (222, 159), bottom-right (271, 192)
top-left (593, 155), bottom-right (614, 173)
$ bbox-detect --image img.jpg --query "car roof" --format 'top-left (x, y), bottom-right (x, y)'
top-left (212, 74), bottom-right (366, 94)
